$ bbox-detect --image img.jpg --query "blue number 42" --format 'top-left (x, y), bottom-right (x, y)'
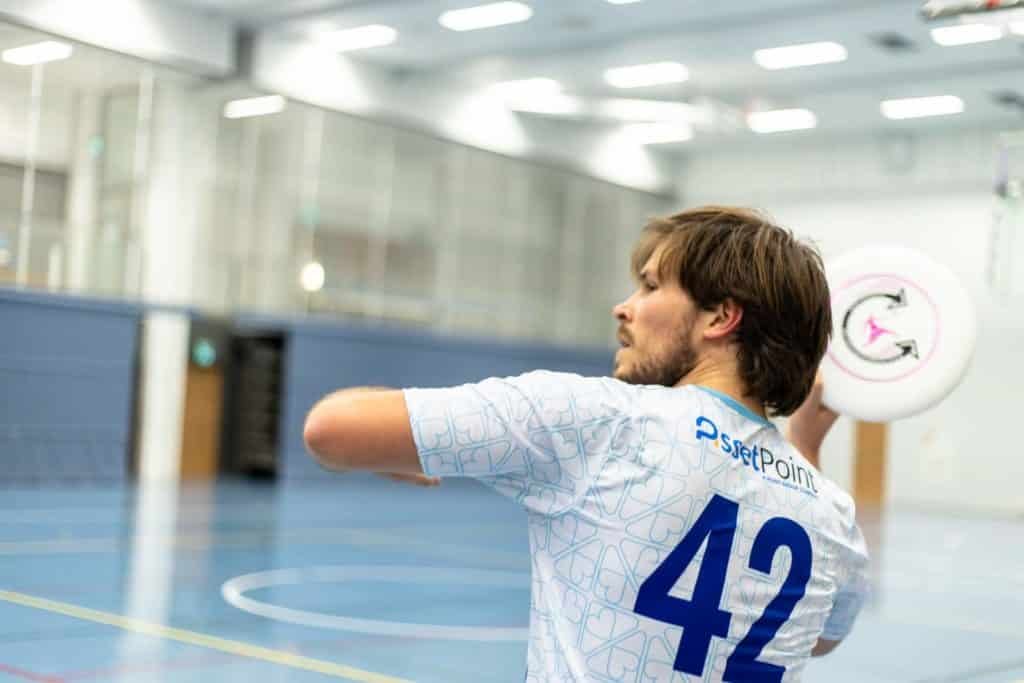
top-left (633, 494), bottom-right (813, 683)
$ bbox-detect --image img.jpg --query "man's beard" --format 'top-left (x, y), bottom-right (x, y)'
top-left (614, 333), bottom-right (698, 387)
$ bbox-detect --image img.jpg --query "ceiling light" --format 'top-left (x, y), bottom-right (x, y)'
top-left (607, 0), bottom-right (644, 4)
top-left (439, 2), bottom-right (533, 31)
top-left (881, 95), bottom-right (964, 119)
top-left (223, 95), bottom-right (287, 119)
top-left (2, 41), bottom-right (73, 66)
top-left (326, 24), bottom-right (398, 52)
top-left (300, 261), bottom-right (326, 293)
top-left (930, 23), bottom-right (1004, 46)
top-left (747, 108), bottom-right (817, 134)
top-left (605, 62), bottom-right (689, 89)
top-left (600, 98), bottom-right (698, 122)
top-left (488, 77), bottom-right (561, 99)
top-left (754, 41), bottom-right (847, 70)
top-left (623, 122), bottom-right (693, 145)
top-left (507, 94), bottom-right (583, 116)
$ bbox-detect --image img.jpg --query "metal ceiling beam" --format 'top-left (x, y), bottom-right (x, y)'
top-left (241, 0), bottom-right (414, 28)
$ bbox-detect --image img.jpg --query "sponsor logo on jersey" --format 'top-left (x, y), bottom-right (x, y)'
top-left (695, 416), bottom-right (818, 495)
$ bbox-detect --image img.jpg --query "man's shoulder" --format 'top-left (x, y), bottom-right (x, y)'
top-left (505, 370), bottom-right (643, 401)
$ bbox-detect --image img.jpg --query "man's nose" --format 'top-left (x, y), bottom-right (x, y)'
top-left (613, 298), bottom-right (632, 322)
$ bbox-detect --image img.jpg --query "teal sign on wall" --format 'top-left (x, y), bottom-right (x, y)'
top-left (191, 338), bottom-right (217, 368)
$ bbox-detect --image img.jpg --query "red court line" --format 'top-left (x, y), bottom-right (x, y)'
top-left (59, 652), bottom-right (230, 681)
top-left (54, 633), bottom-right (392, 681)
top-left (0, 663), bottom-right (66, 683)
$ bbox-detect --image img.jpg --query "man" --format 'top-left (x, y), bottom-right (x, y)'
top-left (304, 206), bottom-right (869, 682)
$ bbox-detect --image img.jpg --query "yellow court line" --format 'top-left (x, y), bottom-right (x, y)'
top-left (0, 590), bottom-right (410, 683)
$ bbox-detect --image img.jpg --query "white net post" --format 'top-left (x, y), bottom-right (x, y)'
top-left (989, 132), bottom-right (1024, 300)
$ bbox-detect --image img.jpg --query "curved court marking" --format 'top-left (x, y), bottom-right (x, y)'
top-left (222, 565), bottom-right (531, 642)
top-left (0, 590), bottom-right (408, 683)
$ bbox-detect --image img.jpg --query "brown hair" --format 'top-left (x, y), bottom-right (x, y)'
top-left (631, 206), bottom-right (831, 416)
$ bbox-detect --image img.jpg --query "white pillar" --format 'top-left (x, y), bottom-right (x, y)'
top-left (134, 79), bottom-right (207, 485)
top-left (65, 91), bottom-right (103, 293)
top-left (14, 64), bottom-right (43, 288)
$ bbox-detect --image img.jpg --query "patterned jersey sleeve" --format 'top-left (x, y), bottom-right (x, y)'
top-left (821, 520), bottom-right (871, 641)
top-left (403, 370), bottom-right (636, 516)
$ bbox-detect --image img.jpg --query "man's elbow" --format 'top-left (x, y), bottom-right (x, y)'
top-left (303, 401), bottom-right (352, 470)
top-left (811, 638), bottom-right (842, 657)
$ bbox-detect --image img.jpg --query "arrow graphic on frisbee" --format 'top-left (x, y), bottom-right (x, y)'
top-left (841, 289), bottom-right (919, 364)
top-left (883, 288), bottom-right (907, 309)
top-left (893, 339), bottom-right (919, 359)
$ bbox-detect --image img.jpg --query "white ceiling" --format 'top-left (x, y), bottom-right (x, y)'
top-left (168, 1), bottom-right (1024, 145)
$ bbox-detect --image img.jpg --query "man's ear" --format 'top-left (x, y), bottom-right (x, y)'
top-left (704, 298), bottom-right (743, 340)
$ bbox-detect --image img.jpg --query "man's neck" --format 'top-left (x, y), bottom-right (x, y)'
top-left (676, 359), bottom-right (767, 420)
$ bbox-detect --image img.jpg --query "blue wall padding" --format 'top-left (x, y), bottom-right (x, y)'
top-left (0, 288), bottom-right (140, 485)
top-left (0, 295), bottom-right (611, 486)
top-left (276, 318), bottom-right (614, 481)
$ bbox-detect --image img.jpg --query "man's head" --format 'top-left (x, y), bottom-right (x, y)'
top-left (612, 206), bottom-right (832, 416)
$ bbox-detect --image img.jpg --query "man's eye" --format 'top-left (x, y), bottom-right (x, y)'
top-left (644, 281), bottom-right (657, 290)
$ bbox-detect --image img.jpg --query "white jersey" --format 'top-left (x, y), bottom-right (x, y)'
top-left (405, 371), bottom-right (869, 683)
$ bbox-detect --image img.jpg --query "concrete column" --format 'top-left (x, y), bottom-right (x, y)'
top-left (134, 79), bottom-right (208, 485)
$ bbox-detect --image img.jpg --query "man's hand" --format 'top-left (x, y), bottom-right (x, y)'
top-left (377, 472), bottom-right (442, 487)
top-left (786, 374), bottom-right (839, 469)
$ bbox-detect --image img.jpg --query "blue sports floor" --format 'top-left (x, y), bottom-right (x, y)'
top-left (0, 477), bottom-right (1021, 682)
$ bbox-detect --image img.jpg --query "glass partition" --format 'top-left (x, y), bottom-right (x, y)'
top-left (0, 19), bottom-right (672, 349)
top-left (0, 23), bottom-right (206, 298)
top-left (199, 98), bottom-right (670, 346)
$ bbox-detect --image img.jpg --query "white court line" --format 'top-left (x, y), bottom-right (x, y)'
top-left (0, 526), bottom-right (523, 566)
top-left (0, 589), bottom-right (410, 682)
top-left (222, 565), bottom-right (531, 642)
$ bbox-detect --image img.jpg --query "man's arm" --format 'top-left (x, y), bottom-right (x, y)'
top-left (785, 375), bottom-right (839, 470)
top-left (303, 387), bottom-right (428, 476)
top-left (789, 375), bottom-right (856, 657)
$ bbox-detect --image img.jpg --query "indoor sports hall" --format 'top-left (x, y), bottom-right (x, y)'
top-left (1, 1), bottom-right (1022, 682)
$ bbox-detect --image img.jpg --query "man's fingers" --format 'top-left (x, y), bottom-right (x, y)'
top-left (379, 472), bottom-right (442, 487)
top-left (807, 372), bottom-right (839, 422)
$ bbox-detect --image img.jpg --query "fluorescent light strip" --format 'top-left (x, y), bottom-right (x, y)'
top-left (754, 41), bottom-right (847, 70)
top-left (223, 95), bottom-right (287, 119)
top-left (439, 2), bottom-right (533, 31)
top-left (930, 23), bottom-right (1004, 46)
top-left (623, 122), bottom-right (693, 145)
top-left (607, 0), bottom-right (644, 4)
top-left (881, 95), bottom-right (964, 120)
top-left (2, 41), bottom-right (73, 66)
top-left (1010, 21), bottom-right (1024, 35)
top-left (326, 24), bottom-right (397, 52)
top-left (747, 108), bottom-right (817, 134)
top-left (605, 62), bottom-right (689, 89)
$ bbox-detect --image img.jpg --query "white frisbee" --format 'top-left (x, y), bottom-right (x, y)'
top-left (820, 245), bottom-right (976, 422)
